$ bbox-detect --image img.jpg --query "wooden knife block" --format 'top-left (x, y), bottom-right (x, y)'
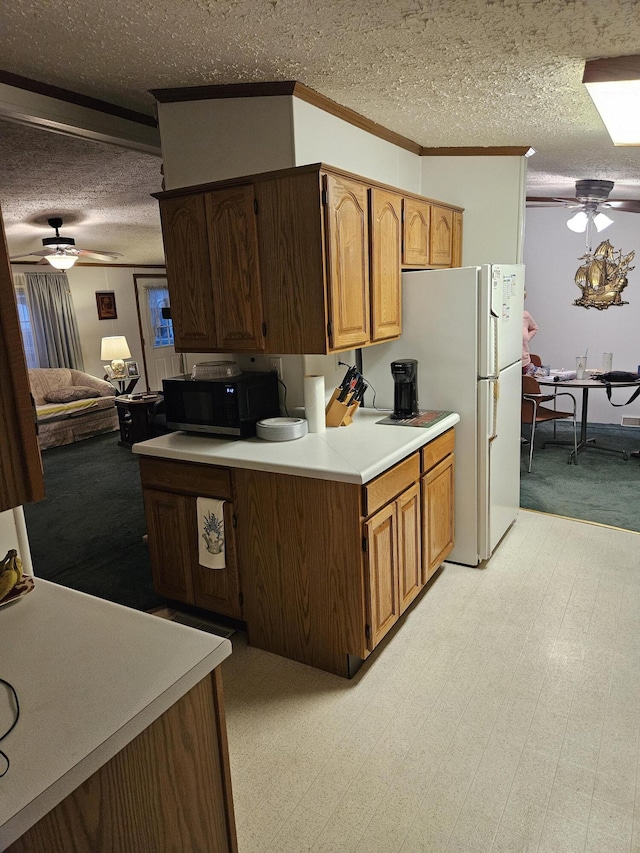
top-left (325, 387), bottom-right (360, 427)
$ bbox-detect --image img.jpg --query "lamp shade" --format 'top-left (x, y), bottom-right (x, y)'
top-left (100, 336), bottom-right (131, 361)
top-left (594, 212), bottom-right (614, 232)
top-left (47, 254), bottom-right (78, 270)
top-left (567, 211), bottom-right (588, 232)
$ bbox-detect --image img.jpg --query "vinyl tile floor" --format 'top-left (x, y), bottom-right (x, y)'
top-left (220, 510), bottom-right (640, 853)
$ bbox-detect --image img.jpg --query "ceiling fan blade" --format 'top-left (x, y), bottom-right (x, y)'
top-left (76, 249), bottom-right (123, 260)
top-left (525, 197), bottom-right (580, 207)
top-left (9, 249), bottom-right (56, 259)
top-left (602, 200), bottom-right (640, 214)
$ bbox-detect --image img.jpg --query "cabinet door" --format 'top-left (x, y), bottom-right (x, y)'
top-left (192, 499), bottom-right (242, 618)
top-left (0, 204), bottom-right (44, 512)
top-left (364, 502), bottom-right (399, 650)
top-left (324, 173), bottom-right (370, 350)
top-left (159, 194), bottom-right (218, 351)
top-left (205, 186), bottom-right (266, 352)
top-left (452, 211), bottom-right (463, 268)
top-left (397, 483), bottom-right (422, 614)
top-left (429, 205), bottom-right (454, 267)
top-left (402, 198), bottom-right (430, 267)
top-left (422, 453), bottom-right (455, 580)
top-left (370, 188), bottom-right (402, 342)
top-left (142, 488), bottom-right (194, 603)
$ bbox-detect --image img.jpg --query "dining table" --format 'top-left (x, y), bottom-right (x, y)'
top-left (537, 375), bottom-right (640, 461)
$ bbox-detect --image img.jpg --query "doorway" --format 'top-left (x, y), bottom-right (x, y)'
top-left (133, 273), bottom-right (184, 392)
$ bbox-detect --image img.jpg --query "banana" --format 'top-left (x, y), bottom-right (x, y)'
top-left (0, 549), bottom-right (22, 601)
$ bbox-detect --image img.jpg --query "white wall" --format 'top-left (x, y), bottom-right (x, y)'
top-left (13, 264), bottom-right (166, 393)
top-left (157, 97), bottom-right (296, 189)
top-left (158, 94), bottom-right (425, 194)
top-left (292, 99), bottom-right (421, 192)
top-left (524, 207), bottom-right (640, 424)
top-left (420, 156), bottom-right (527, 265)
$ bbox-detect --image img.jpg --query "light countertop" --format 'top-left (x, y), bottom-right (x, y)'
top-left (0, 580), bottom-right (231, 849)
top-left (133, 408), bottom-right (460, 483)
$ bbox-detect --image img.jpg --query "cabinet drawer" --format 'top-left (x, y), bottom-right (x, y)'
top-left (422, 429), bottom-right (455, 473)
top-left (364, 453), bottom-right (420, 516)
top-left (139, 457), bottom-right (233, 499)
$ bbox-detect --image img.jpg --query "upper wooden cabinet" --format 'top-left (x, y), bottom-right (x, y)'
top-left (159, 187), bottom-right (266, 352)
top-left (324, 173), bottom-right (370, 349)
top-left (159, 193), bottom-right (218, 351)
top-left (402, 198), bottom-right (431, 267)
top-left (155, 163), bottom-right (463, 355)
top-left (429, 204), bottom-right (454, 268)
top-left (0, 204), bottom-right (45, 513)
top-left (205, 186), bottom-right (266, 352)
top-left (370, 188), bottom-right (402, 342)
top-left (452, 210), bottom-right (463, 268)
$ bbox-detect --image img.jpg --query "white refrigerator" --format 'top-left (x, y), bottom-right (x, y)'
top-left (361, 264), bottom-right (525, 567)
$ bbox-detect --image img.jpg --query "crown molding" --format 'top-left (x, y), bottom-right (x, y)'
top-left (420, 146), bottom-right (531, 156)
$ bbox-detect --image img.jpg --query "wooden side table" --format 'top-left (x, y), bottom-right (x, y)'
top-left (114, 395), bottom-right (159, 448)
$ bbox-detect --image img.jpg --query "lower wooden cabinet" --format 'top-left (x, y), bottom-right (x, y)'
top-left (398, 482), bottom-right (423, 612)
top-left (364, 501), bottom-right (399, 649)
top-left (8, 671), bottom-right (237, 853)
top-left (421, 431), bottom-right (455, 579)
top-left (364, 480), bottom-right (422, 651)
top-left (140, 458), bottom-right (242, 619)
top-left (139, 429), bottom-right (455, 677)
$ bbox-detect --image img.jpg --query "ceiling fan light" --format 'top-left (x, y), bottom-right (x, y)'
top-left (567, 211), bottom-right (588, 232)
top-left (46, 253), bottom-right (78, 270)
top-left (594, 212), bottom-right (614, 232)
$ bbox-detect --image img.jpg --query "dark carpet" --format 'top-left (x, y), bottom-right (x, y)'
top-left (520, 422), bottom-right (640, 532)
top-left (23, 432), bottom-right (165, 611)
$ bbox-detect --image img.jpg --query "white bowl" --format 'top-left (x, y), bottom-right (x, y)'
top-left (256, 417), bottom-right (308, 441)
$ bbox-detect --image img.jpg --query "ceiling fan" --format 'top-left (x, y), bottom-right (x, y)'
top-left (10, 217), bottom-right (123, 269)
top-left (527, 179), bottom-right (640, 233)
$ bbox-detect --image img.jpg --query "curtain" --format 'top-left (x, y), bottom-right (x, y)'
top-left (24, 272), bottom-right (85, 370)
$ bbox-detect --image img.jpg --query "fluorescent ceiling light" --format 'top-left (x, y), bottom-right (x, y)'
top-left (46, 253), bottom-right (78, 270)
top-left (583, 56), bottom-right (640, 145)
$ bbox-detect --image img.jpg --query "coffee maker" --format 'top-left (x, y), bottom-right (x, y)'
top-left (390, 359), bottom-right (419, 419)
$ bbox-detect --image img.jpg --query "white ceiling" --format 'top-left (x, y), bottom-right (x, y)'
top-left (1, 0), bottom-right (640, 266)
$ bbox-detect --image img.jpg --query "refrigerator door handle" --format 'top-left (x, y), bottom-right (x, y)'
top-left (487, 377), bottom-right (499, 442)
top-left (490, 313), bottom-right (499, 378)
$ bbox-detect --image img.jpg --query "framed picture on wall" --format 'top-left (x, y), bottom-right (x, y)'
top-left (96, 291), bottom-right (117, 320)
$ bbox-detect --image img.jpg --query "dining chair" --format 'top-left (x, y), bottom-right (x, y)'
top-left (521, 375), bottom-right (578, 472)
top-left (529, 353), bottom-right (542, 367)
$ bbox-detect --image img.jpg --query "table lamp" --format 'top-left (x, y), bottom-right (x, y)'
top-left (101, 336), bottom-right (131, 378)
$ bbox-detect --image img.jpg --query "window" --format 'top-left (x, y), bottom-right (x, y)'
top-left (145, 284), bottom-right (174, 347)
top-left (14, 282), bottom-right (39, 368)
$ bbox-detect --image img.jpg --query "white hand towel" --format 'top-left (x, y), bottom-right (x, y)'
top-left (197, 497), bottom-right (226, 569)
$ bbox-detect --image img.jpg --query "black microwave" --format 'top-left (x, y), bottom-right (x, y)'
top-left (162, 371), bottom-right (280, 438)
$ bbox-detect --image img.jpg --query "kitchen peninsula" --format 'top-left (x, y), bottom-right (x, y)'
top-left (1, 581), bottom-right (236, 853)
top-left (133, 409), bottom-right (459, 677)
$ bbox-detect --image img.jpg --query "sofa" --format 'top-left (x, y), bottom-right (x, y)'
top-left (28, 368), bottom-right (118, 450)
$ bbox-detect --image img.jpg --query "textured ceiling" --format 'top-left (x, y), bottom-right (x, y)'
top-left (2, 0), bottom-right (640, 265)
